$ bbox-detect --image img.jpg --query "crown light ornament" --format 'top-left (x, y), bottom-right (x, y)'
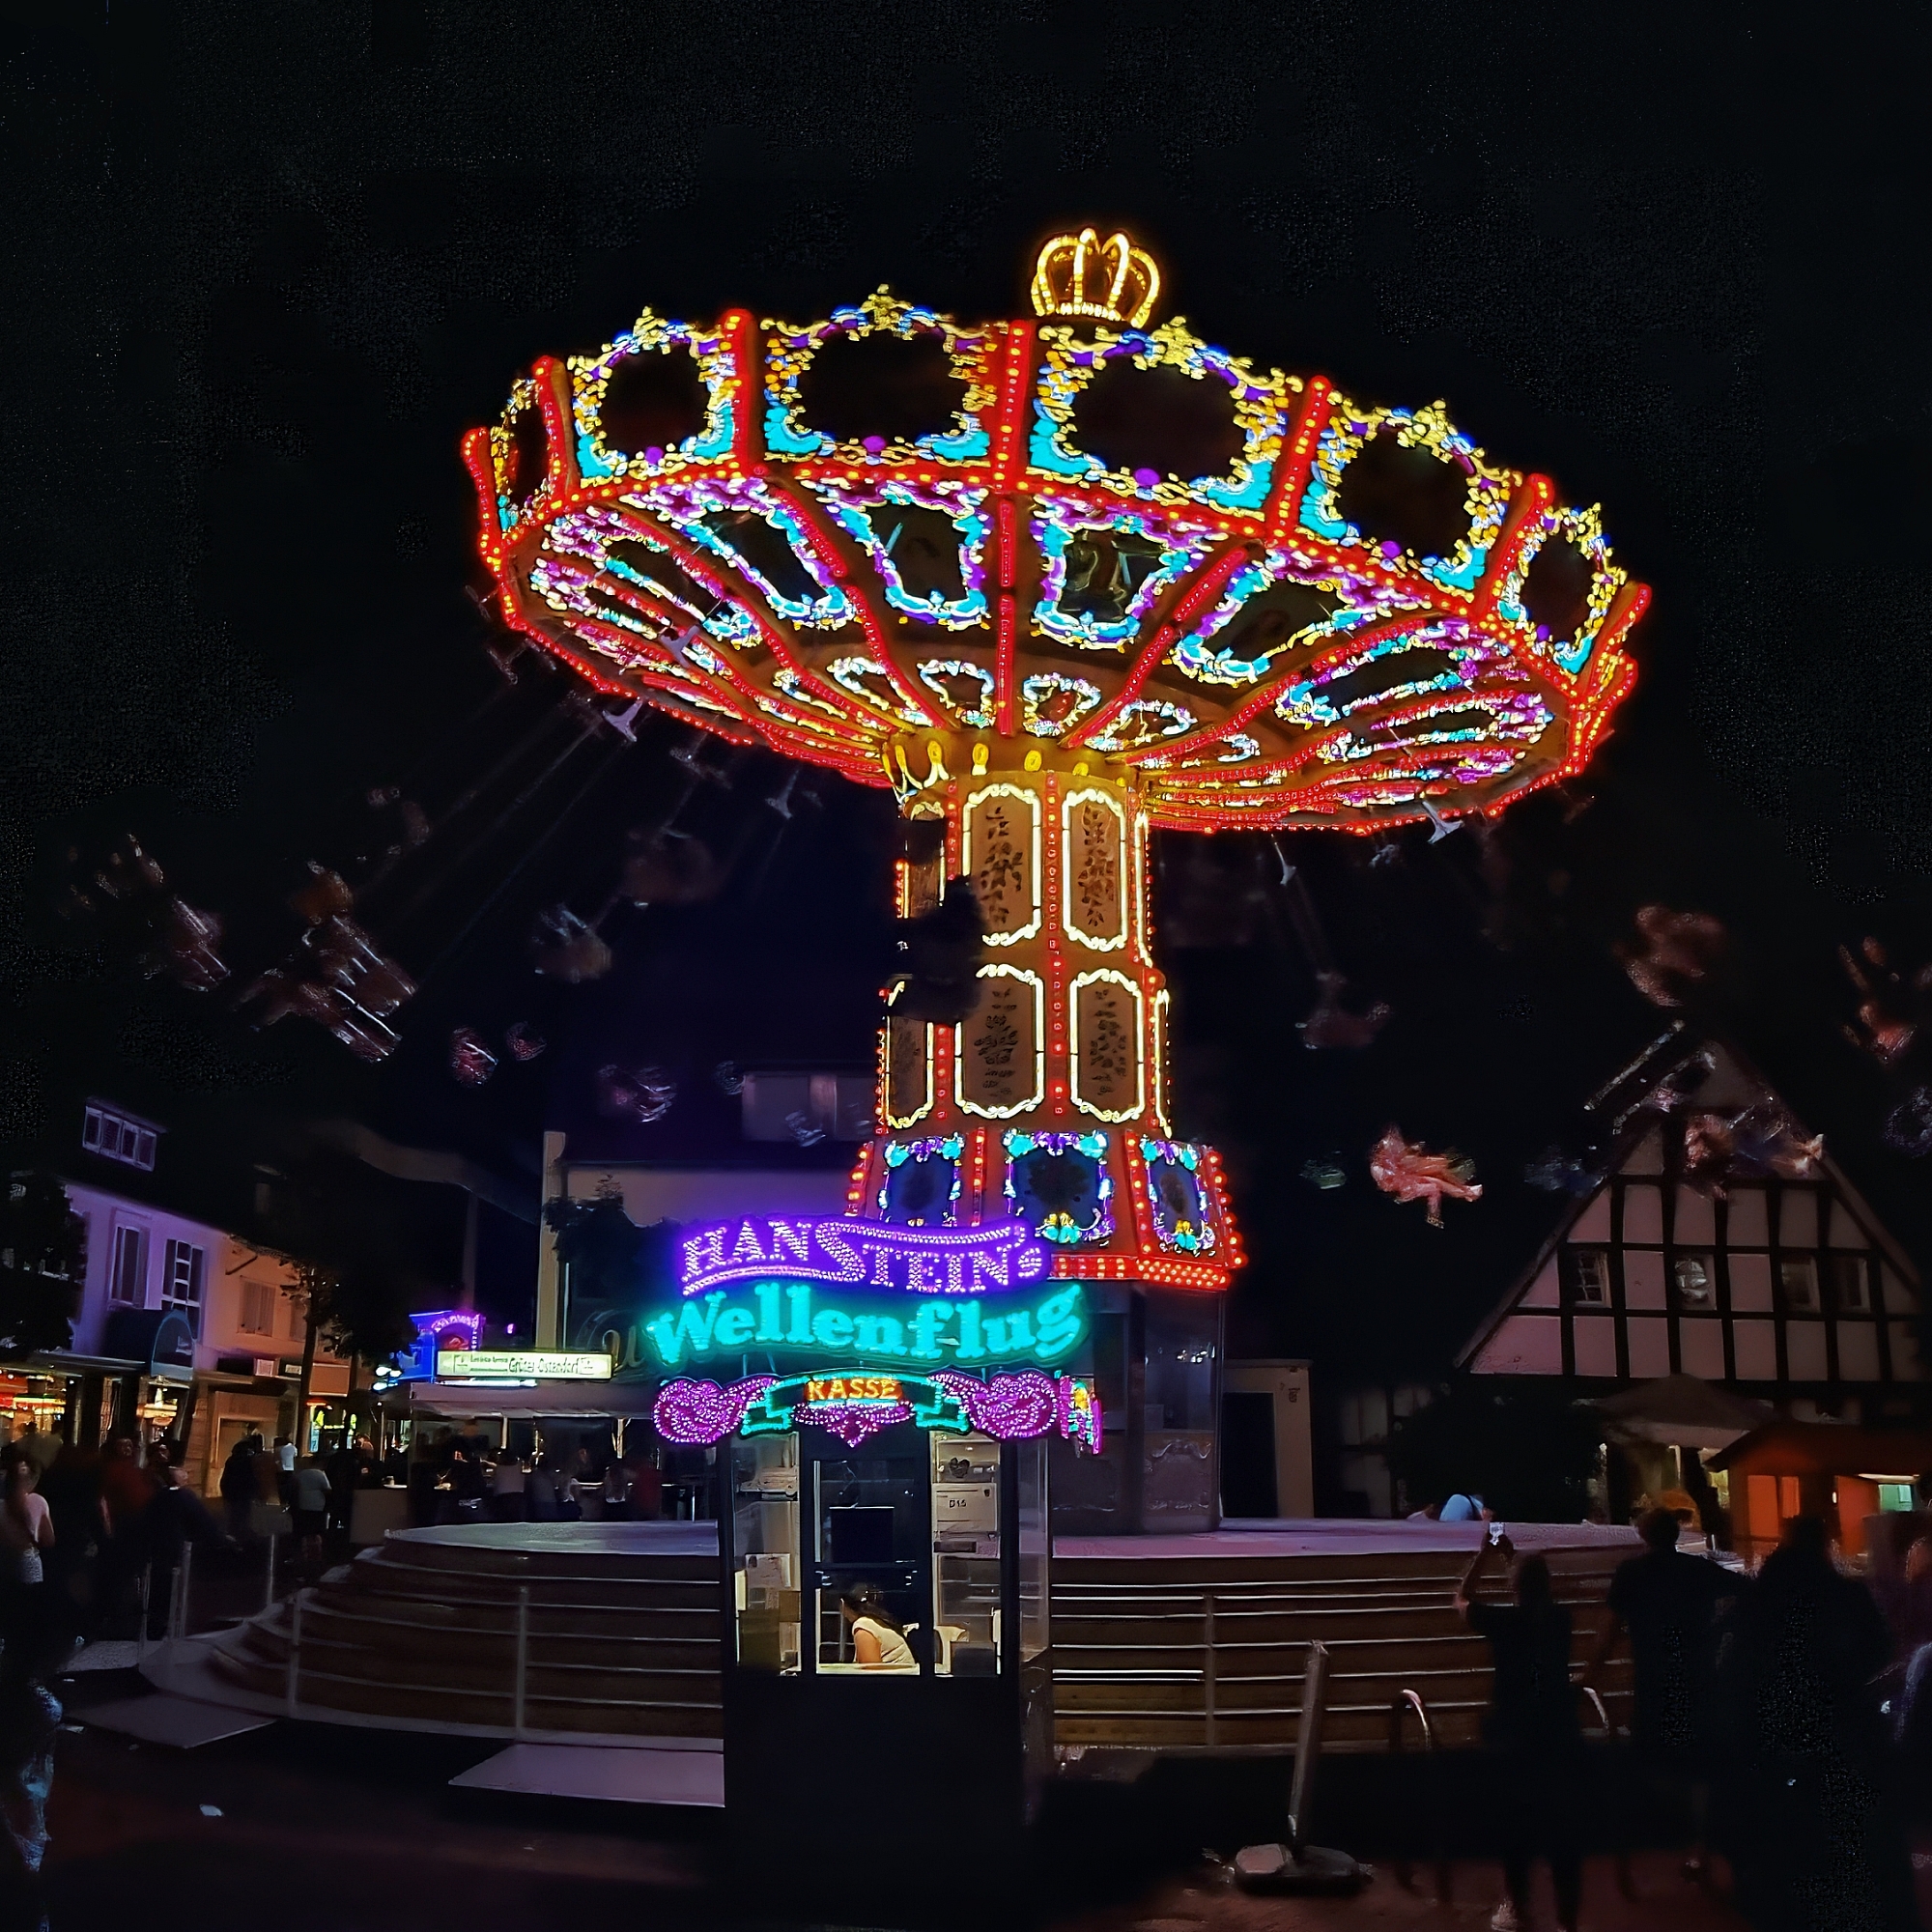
top-left (1030, 228), bottom-right (1161, 328)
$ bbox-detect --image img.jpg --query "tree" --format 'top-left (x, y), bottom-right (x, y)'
top-left (543, 1192), bottom-right (682, 1345)
top-left (260, 1151), bottom-right (431, 1433)
top-left (0, 1172), bottom-right (86, 1361)
top-left (1382, 1378), bottom-right (1605, 1523)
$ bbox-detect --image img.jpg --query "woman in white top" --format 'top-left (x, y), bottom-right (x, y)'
top-left (839, 1582), bottom-right (914, 1667)
top-left (0, 1460), bottom-right (52, 1575)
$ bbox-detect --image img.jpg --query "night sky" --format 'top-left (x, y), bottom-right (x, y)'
top-left (5, 5), bottom-right (1930, 1378)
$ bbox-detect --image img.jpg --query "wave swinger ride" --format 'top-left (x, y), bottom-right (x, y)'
top-left (465, 226), bottom-right (1646, 1903)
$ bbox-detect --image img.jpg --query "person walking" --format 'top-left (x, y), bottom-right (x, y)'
top-left (406, 1432), bottom-right (441, 1528)
top-left (1587, 1506), bottom-right (1745, 1881)
top-left (35, 1437), bottom-right (106, 1649)
top-left (1456, 1533), bottom-right (1585, 1932)
top-left (274, 1435), bottom-right (298, 1508)
top-left (325, 1435), bottom-right (360, 1541)
top-left (524, 1458), bottom-right (560, 1523)
top-left (489, 1454), bottom-right (528, 1522)
top-left (218, 1437), bottom-right (259, 1548)
top-left (289, 1457), bottom-right (331, 1575)
top-left (141, 1456), bottom-right (224, 1639)
top-left (98, 1436), bottom-right (158, 1637)
top-left (0, 1459), bottom-right (56, 1666)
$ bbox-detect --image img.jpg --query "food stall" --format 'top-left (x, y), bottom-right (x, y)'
top-left (647, 1214), bottom-right (1097, 1917)
top-left (1708, 1419), bottom-right (1932, 1564)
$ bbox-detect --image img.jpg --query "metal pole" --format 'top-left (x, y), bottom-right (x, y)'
top-left (1203, 1591), bottom-right (1217, 1747)
top-left (285, 1591), bottom-right (302, 1716)
top-left (176, 1543), bottom-right (195, 1640)
top-left (513, 1584), bottom-right (530, 1739)
top-left (136, 1566), bottom-right (151, 1664)
top-left (264, 1529), bottom-right (278, 1613)
top-left (165, 1563), bottom-right (183, 1649)
top-left (1285, 1639), bottom-right (1330, 1858)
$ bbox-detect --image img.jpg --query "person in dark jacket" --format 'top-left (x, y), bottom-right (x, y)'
top-left (218, 1438), bottom-right (259, 1548)
top-left (325, 1438), bottom-right (361, 1539)
top-left (141, 1456), bottom-right (225, 1638)
top-left (1457, 1534), bottom-right (1584, 1932)
top-left (1588, 1507), bottom-right (1745, 1878)
top-left (1716, 1516), bottom-right (1917, 1932)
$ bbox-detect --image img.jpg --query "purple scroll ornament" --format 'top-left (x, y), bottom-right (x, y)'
top-left (790, 1399), bottom-right (915, 1447)
top-left (930, 1369), bottom-right (1060, 1440)
top-left (652, 1375), bottom-right (777, 1446)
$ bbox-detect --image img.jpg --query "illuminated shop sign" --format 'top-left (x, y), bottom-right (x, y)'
top-left (387, 1308), bottom-right (485, 1382)
top-left (676, 1216), bottom-right (1050, 1298)
top-left (644, 1279), bottom-right (1085, 1370)
top-left (436, 1350), bottom-right (613, 1382)
top-left (654, 1367), bottom-right (1104, 1450)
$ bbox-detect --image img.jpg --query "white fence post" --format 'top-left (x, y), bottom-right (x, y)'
top-left (513, 1585), bottom-right (530, 1740)
top-left (1203, 1591), bottom-right (1217, 1748)
top-left (285, 1591), bottom-right (303, 1717)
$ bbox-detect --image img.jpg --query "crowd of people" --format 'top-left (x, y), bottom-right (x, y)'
top-left (1459, 1507), bottom-right (1932, 1932)
top-left (402, 1421), bottom-right (666, 1528)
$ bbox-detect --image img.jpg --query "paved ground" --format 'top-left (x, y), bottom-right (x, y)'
top-left (36, 1668), bottom-right (1932, 1932)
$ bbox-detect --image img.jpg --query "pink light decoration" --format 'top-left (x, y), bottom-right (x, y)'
top-left (792, 1399), bottom-right (914, 1446)
top-left (932, 1369), bottom-right (1058, 1440)
top-left (652, 1375), bottom-right (776, 1445)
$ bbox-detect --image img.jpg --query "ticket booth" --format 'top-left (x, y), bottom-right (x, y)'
top-left (645, 1216), bottom-right (1101, 1920)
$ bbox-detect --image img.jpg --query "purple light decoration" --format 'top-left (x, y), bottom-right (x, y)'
top-left (931, 1369), bottom-right (1058, 1440)
top-left (676, 1215), bottom-right (1050, 1298)
top-left (792, 1399), bottom-right (914, 1447)
top-left (652, 1376), bottom-right (777, 1446)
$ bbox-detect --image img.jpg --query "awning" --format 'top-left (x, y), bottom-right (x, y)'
top-left (1585, 1374), bottom-right (1776, 1451)
top-left (399, 1378), bottom-right (662, 1421)
top-left (101, 1308), bottom-right (199, 1385)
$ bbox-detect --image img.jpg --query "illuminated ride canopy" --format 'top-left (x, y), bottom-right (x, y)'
top-left (467, 228), bottom-right (1647, 1313)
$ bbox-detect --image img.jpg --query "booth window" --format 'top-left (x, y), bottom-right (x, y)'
top-left (1564, 1249), bottom-right (1610, 1305)
top-left (161, 1238), bottom-right (205, 1338)
top-left (1827, 1253), bottom-right (1868, 1312)
top-left (109, 1225), bottom-right (147, 1304)
top-left (1671, 1253), bottom-right (1715, 1308)
top-left (1778, 1256), bottom-right (1819, 1312)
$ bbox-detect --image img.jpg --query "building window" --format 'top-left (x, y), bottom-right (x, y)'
top-left (1672, 1253), bottom-right (1715, 1308)
top-left (160, 1238), bottom-right (205, 1339)
top-left (1564, 1248), bottom-right (1611, 1305)
top-left (239, 1279), bottom-right (277, 1337)
top-left (1827, 1253), bottom-right (1868, 1313)
top-left (1778, 1255), bottom-right (1819, 1312)
top-left (109, 1225), bottom-right (148, 1304)
top-left (81, 1102), bottom-right (158, 1172)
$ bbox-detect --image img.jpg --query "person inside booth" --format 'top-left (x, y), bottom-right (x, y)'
top-left (839, 1582), bottom-right (913, 1668)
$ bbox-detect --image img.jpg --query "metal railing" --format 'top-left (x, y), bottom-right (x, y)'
top-left (1051, 1574), bottom-right (1633, 1750)
top-left (1387, 1689), bottom-right (1452, 1901)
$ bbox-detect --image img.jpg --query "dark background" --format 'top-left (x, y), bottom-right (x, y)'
top-left (5, 3), bottom-right (1930, 1379)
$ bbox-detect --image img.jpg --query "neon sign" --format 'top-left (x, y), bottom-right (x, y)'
top-left (676, 1216), bottom-right (1049, 1298)
top-left (385, 1308), bottom-right (485, 1382)
top-left (644, 1279), bottom-right (1085, 1370)
top-left (654, 1368), bottom-right (1103, 1449)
